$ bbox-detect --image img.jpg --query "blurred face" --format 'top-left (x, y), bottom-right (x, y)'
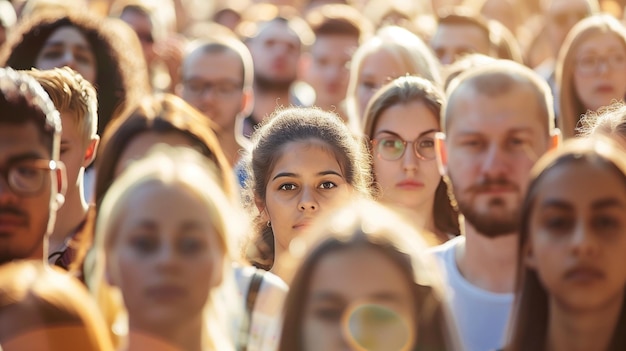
top-left (372, 101), bottom-right (441, 212)
top-left (302, 247), bottom-right (416, 351)
top-left (0, 123), bottom-right (57, 263)
top-left (107, 182), bottom-right (224, 329)
top-left (444, 87), bottom-right (552, 238)
top-left (180, 49), bottom-right (246, 132)
top-left (526, 160), bottom-right (626, 313)
top-left (261, 139), bottom-right (351, 252)
top-left (58, 112), bottom-right (89, 200)
top-left (356, 50), bottom-right (404, 121)
top-left (247, 20), bottom-right (301, 90)
top-left (304, 35), bottom-right (358, 110)
top-left (430, 23), bottom-right (491, 66)
top-left (545, 0), bottom-right (591, 55)
top-left (115, 131), bottom-right (195, 176)
top-left (573, 32), bottom-right (626, 112)
top-left (119, 9), bottom-right (156, 65)
top-left (35, 26), bottom-right (97, 84)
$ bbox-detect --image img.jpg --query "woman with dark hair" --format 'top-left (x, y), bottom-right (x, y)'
top-left (0, 9), bottom-right (150, 136)
top-left (505, 137), bottom-right (626, 351)
top-left (246, 106), bottom-right (373, 271)
top-left (363, 76), bottom-right (460, 244)
top-left (278, 199), bottom-right (460, 351)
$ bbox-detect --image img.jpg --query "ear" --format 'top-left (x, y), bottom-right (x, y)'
top-left (435, 132), bottom-right (448, 176)
top-left (255, 198), bottom-right (269, 222)
top-left (240, 88), bottom-right (254, 117)
top-left (83, 136), bottom-right (100, 168)
top-left (549, 128), bottom-right (562, 150)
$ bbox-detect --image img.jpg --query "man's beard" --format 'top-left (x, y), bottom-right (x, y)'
top-left (451, 173), bottom-right (521, 238)
top-left (254, 71), bottom-right (294, 93)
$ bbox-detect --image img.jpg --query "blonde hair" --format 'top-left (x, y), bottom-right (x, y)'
top-left (345, 25), bottom-right (442, 132)
top-left (556, 14), bottom-right (626, 139)
top-left (89, 146), bottom-right (244, 351)
top-left (26, 67), bottom-right (98, 146)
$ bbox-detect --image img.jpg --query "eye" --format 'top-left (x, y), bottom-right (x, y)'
top-left (279, 183), bottom-right (297, 191)
top-left (41, 49), bottom-right (63, 60)
top-left (318, 181), bottom-right (337, 189)
top-left (543, 215), bottom-right (574, 234)
top-left (313, 307), bottom-right (343, 322)
top-left (360, 81), bottom-right (378, 91)
top-left (178, 236), bottom-right (204, 255)
top-left (418, 138), bottom-right (434, 149)
top-left (507, 137), bottom-right (527, 149)
top-left (460, 138), bottom-right (484, 149)
top-left (130, 234), bottom-right (158, 254)
top-left (592, 215), bottom-right (620, 232)
top-left (75, 51), bottom-right (93, 64)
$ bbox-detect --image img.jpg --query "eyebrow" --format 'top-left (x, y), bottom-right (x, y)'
top-left (43, 41), bottom-right (92, 52)
top-left (592, 198), bottom-right (625, 210)
top-left (1, 152), bottom-right (48, 167)
top-left (375, 129), bottom-right (438, 139)
top-left (271, 170), bottom-right (344, 181)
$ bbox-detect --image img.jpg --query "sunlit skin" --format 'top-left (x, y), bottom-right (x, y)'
top-left (259, 139), bottom-right (352, 264)
top-left (573, 32), bottom-right (626, 112)
top-left (35, 26), bottom-right (97, 84)
top-left (526, 161), bottom-right (626, 351)
top-left (430, 23), bottom-right (491, 66)
top-left (247, 20), bottom-right (301, 85)
top-left (302, 247), bottom-right (416, 351)
top-left (545, 0), bottom-right (592, 56)
top-left (107, 182), bottom-right (224, 350)
top-left (356, 50), bottom-right (405, 123)
top-left (372, 101), bottom-right (441, 233)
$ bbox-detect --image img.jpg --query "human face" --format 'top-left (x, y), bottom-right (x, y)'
top-left (356, 50), bottom-right (404, 121)
top-left (545, 0), bottom-right (591, 55)
top-left (247, 20), bottom-right (301, 89)
top-left (115, 131), bottom-right (196, 176)
top-left (58, 112), bottom-right (88, 200)
top-left (304, 35), bottom-right (357, 110)
top-left (430, 23), bottom-right (491, 66)
top-left (107, 182), bottom-right (224, 329)
top-left (573, 32), bottom-right (626, 112)
top-left (444, 87), bottom-right (552, 237)
top-left (262, 140), bottom-right (351, 252)
top-left (119, 9), bottom-right (156, 65)
top-left (35, 26), bottom-right (97, 84)
top-left (302, 247), bottom-right (416, 351)
top-left (180, 50), bottom-right (246, 132)
top-left (0, 123), bottom-right (56, 263)
top-left (526, 160), bottom-right (626, 312)
top-left (372, 101), bottom-right (441, 212)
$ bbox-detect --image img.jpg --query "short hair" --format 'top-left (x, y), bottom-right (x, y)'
top-left (237, 4), bottom-right (314, 47)
top-left (443, 60), bottom-right (555, 134)
top-left (25, 67), bottom-right (98, 147)
top-left (437, 6), bottom-right (491, 45)
top-left (305, 4), bottom-right (372, 44)
top-left (556, 14), bottom-right (626, 139)
top-left (183, 35), bottom-right (254, 91)
top-left (362, 76), bottom-right (460, 237)
top-left (0, 67), bottom-right (61, 155)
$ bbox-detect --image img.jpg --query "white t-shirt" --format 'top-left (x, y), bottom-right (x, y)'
top-left (234, 265), bottom-right (288, 351)
top-left (430, 236), bottom-right (514, 351)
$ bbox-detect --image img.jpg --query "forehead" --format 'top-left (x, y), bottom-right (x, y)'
top-left (311, 35), bottom-right (358, 56)
top-left (433, 23), bottom-right (488, 46)
top-left (447, 85), bottom-right (546, 134)
top-left (0, 122), bottom-right (51, 163)
top-left (576, 32), bottom-right (625, 53)
top-left (44, 26), bottom-right (90, 47)
top-left (547, 0), bottom-right (591, 13)
top-left (183, 49), bottom-right (243, 77)
top-left (253, 20), bottom-right (300, 45)
top-left (359, 50), bottom-right (404, 78)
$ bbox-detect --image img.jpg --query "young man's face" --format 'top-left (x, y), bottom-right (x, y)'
top-left (303, 35), bottom-right (358, 110)
top-left (430, 23), bottom-right (491, 65)
top-left (59, 112), bottom-right (93, 200)
top-left (443, 85), bottom-right (552, 238)
top-left (0, 122), bottom-right (59, 264)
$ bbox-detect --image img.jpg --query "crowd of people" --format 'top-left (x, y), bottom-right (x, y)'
top-left (0, 0), bottom-right (626, 350)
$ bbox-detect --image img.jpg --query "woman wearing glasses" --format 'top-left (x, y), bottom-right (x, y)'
top-left (556, 14), bottom-right (626, 139)
top-left (363, 76), bottom-right (460, 244)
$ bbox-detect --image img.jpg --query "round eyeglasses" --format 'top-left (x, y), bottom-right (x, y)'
top-left (0, 159), bottom-right (60, 196)
top-left (371, 135), bottom-right (436, 161)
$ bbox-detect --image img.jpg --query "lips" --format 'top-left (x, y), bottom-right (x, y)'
top-left (396, 179), bottom-right (424, 190)
top-left (145, 285), bottom-right (187, 301)
top-left (595, 84), bottom-right (615, 94)
top-left (565, 266), bottom-right (604, 284)
top-left (0, 214), bottom-right (28, 233)
top-left (293, 221), bottom-right (312, 230)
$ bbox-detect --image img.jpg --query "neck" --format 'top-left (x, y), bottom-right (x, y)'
top-left (217, 126), bottom-right (243, 167)
top-left (51, 185), bottom-right (88, 250)
top-left (457, 222), bottom-right (518, 293)
top-left (251, 87), bottom-right (291, 123)
top-left (128, 317), bottom-right (203, 351)
top-left (546, 295), bottom-right (623, 351)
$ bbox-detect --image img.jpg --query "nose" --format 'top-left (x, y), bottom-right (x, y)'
top-left (61, 51), bottom-right (77, 69)
top-left (481, 143), bottom-right (509, 178)
top-left (298, 187), bottom-right (318, 212)
top-left (154, 242), bottom-right (180, 273)
top-left (570, 221), bottom-right (599, 258)
top-left (402, 143), bottom-right (419, 172)
top-left (0, 175), bottom-right (17, 203)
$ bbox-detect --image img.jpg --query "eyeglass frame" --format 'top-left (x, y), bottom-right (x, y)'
top-left (181, 78), bottom-right (244, 98)
top-left (575, 52), bottom-right (626, 76)
top-left (0, 159), bottom-right (64, 197)
top-left (370, 132), bottom-right (437, 161)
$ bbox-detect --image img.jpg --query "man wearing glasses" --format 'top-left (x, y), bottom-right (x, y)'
top-left (178, 35), bottom-right (253, 167)
top-left (0, 67), bottom-right (66, 265)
